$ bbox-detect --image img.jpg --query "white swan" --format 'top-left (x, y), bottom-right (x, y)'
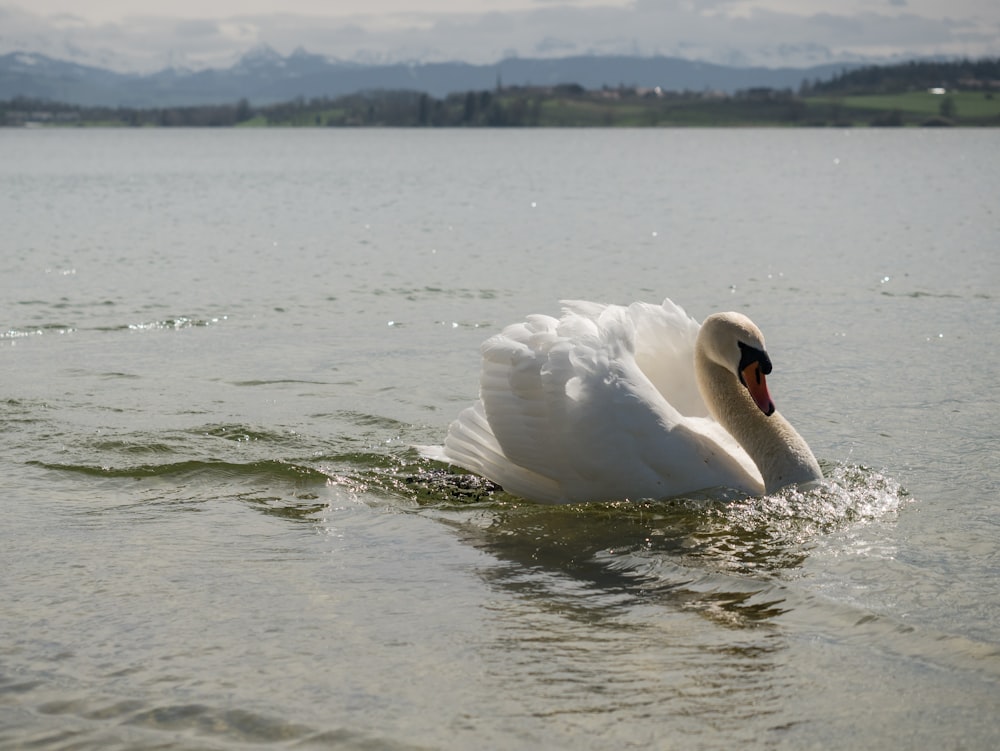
top-left (421, 298), bottom-right (822, 503)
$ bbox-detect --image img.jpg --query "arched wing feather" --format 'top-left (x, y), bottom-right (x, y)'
top-left (433, 299), bottom-right (763, 502)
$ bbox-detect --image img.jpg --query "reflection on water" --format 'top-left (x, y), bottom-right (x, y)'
top-left (468, 577), bottom-right (790, 746)
top-left (344, 455), bottom-right (908, 630)
top-left (359, 460), bottom-right (911, 746)
top-left (373, 462), bottom-right (898, 745)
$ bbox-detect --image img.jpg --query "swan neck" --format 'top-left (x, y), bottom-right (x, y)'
top-left (695, 350), bottom-right (822, 493)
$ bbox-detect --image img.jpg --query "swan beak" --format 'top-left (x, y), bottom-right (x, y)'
top-left (741, 362), bottom-right (776, 416)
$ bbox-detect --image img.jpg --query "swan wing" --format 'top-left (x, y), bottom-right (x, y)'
top-left (623, 298), bottom-right (709, 418)
top-left (436, 299), bottom-right (763, 503)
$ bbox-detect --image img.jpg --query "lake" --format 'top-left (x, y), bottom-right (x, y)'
top-left (1, 127), bottom-right (998, 750)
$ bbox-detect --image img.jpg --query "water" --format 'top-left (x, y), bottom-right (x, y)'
top-left (1, 128), bottom-right (998, 749)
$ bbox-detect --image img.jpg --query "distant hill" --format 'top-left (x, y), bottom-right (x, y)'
top-left (804, 57), bottom-right (1000, 95)
top-left (0, 48), bottom-right (862, 107)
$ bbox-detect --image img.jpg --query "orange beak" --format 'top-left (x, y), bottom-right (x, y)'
top-left (741, 362), bottom-right (775, 416)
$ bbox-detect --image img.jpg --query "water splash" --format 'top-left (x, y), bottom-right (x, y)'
top-left (712, 463), bottom-right (909, 542)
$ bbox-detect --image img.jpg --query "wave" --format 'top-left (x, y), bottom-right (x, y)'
top-left (21, 697), bottom-right (425, 750)
top-left (2, 313), bottom-right (228, 339)
top-left (32, 458), bottom-right (329, 483)
top-left (125, 315), bottom-right (228, 331)
top-left (32, 452), bottom-right (331, 521)
top-left (2, 323), bottom-right (75, 339)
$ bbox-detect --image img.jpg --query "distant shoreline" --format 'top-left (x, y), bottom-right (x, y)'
top-left (5, 58), bottom-right (1000, 128)
top-left (3, 86), bottom-right (998, 128)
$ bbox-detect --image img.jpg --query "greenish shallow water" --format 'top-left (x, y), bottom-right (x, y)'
top-left (1, 128), bottom-right (998, 750)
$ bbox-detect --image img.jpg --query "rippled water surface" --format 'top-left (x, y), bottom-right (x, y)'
top-left (2, 129), bottom-right (998, 749)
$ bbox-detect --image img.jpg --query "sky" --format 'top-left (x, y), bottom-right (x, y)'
top-left (2, 0), bottom-right (998, 72)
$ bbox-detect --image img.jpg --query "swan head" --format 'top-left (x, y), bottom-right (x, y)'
top-left (697, 312), bottom-right (776, 416)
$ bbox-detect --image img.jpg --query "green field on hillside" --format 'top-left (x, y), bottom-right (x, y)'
top-left (810, 91), bottom-right (1000, 120)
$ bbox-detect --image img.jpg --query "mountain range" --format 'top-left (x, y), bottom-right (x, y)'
top-left (0, 47), bottom-right (861, 108)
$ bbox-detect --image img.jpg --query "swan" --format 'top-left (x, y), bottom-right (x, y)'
top-left (420, 298), bottom-right (823, 503)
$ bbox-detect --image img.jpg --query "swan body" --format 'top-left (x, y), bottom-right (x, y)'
top-left (421, 299), bottom-right (822, 503)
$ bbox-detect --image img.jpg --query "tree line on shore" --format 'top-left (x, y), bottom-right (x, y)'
top-left (3, 57), bottom-right (998, 128)
top-left (800, 57), bottom-right (1000, 96)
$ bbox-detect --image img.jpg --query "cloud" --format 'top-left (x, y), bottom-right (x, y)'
top-left (0, 1), bottom-right (996, 72)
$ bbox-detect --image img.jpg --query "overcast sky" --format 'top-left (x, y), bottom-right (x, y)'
top-left (3, 0), bottom-right (998, 72)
